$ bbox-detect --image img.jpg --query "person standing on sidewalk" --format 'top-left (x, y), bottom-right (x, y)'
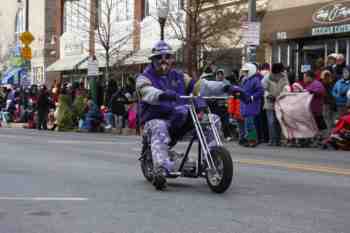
top-left (213, 68), bottom-right (232, 141)
top-left (332, 66), bottom-right (350, 119)
top-left (320, 70), bottom-right (337, 133)
top-left (109, 89), bottom-right (129, 134)
top-left (304, 71), bottom-right (327, 144)
top-left (239, 63), bottom-right (264, 147)
top-left (36, 85), bottom-right (50, 130)
top-left (262, 63), bottom-right (289, 146)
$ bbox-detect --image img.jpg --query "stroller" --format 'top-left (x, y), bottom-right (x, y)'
top-left (322, 113), bottom-right (350, 150)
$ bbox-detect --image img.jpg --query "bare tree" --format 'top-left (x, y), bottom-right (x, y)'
top-left (167, 0), bottom-right (254, 76)
top-left (68, 0), bottom-right (135, 81)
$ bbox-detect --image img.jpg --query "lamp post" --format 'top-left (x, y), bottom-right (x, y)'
top-left (17, 0), bottom-right (31, 87)
top-left (157, 0), bottom-right (169, 41)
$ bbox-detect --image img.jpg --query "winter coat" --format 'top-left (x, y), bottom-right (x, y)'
top-left (109, 91), bottom-right (129, 115)
top-left (137, 65), bottom-right (194, 126)
top-left (37, 91), bottom-right (50, 113)
top-left (227, 97), bottom-right (242, 120)
top-left (332, 79), bottom-right (350, 107)
top-left (240, 74), bottom-right (264, 117)
top-left (305, 80), bottom-right (326, 115)
top-left (262, 73), bottom-right (289, 110)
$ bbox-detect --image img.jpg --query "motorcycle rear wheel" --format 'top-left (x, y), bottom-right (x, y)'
top-left (140, 148), bottom-right (153, 182)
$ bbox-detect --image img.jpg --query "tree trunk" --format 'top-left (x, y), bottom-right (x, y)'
top-left (104, 51), bottom-right (110, 105)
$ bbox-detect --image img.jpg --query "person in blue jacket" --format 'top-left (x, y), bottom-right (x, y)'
top-left (332, 66), bottom-right (350, 118)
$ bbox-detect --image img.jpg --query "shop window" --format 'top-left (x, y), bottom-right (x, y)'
top-left (116, 0), bottom-right (133, 22)
top-left (33, 67), bottom-right (44, 85)
top-left (326, 40), bottom-right (336, 56)
top-left (63, 0), bottom-right (89, 33)
top-left (338, 39), bottom-right (347, 60)
top-left (272, 45), bottom-right (279, 64)
top-left (178, 0), bottom-right (185, 9)
top-left (288, 43), bottom-right (298, 75)
top-left (280, 44), bottom-right (288, 68)
top-left (144, 0), bottom-right (150, 18)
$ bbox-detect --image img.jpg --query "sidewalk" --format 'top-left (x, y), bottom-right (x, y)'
top-left (1, 123), bottom-right (27, 129)
top-left (1, 123), bottom-right (140, 136)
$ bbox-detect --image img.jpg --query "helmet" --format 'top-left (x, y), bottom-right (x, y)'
top-left (149, 40), bottom-right (174, 59)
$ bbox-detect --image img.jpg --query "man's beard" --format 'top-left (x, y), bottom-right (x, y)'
top-left (155, 61), bottom-right (170, 76)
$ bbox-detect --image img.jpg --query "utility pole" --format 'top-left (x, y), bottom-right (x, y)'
top-left (247, 0), bottom-right (257, 63)
top-left (88, 0), bottom-right (98, 105)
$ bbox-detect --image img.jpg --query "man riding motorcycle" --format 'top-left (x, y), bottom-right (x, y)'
top-left (136, 40), bottom-right (242, 190)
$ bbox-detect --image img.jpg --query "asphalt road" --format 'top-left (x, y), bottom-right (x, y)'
top-left (0, 128), bottom-right (349, 233)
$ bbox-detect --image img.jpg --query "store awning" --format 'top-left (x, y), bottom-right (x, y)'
top-left (262, 1), bottom-right (350, 42)
top-left (123, 49), bottom-right (151, 65)
top-left (1, 67), bottom-right (24, 85)
top-left (78, 51), bottom-right (134, 69)
top-left (47, 54), bottom-right (88, 72)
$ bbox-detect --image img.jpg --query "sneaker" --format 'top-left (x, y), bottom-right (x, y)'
top-left (152, 167), bottom-right (167, 190)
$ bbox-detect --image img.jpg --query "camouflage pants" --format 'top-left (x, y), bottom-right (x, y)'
top-left (144, 114), bottom-right (222, 170)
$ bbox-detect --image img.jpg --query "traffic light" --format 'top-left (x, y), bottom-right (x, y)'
top-left (21, 45), bottom-right (32, 60)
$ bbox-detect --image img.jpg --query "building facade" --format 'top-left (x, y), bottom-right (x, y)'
top-left (0, 0), bottom-right (60, 87)
top-left (48, 0), bottom-right (136, 85)
top-left (263, 0), bottom-right (350, 77)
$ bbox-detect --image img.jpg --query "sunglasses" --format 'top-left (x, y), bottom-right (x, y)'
top-left (154, 54), bottom-right (172, 60)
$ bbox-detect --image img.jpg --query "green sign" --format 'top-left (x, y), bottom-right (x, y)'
top-left (312, 24), bottom-right (350, 36)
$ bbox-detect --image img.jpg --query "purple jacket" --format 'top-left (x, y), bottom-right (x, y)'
top-left (138, 65), bottom-right (193, 126)
top-left (240, 74), bottom-right (264, 117)
top-left (305, 80), bottom-right (325, 115)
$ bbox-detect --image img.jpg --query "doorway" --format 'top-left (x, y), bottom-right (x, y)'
top-left (302, 43), bottom-right (325, 71)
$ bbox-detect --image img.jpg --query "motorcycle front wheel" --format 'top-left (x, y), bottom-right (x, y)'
top-left (206, 146), bottom-right (233, 193)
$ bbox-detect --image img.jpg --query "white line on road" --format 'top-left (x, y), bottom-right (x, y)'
top-left (0, 197), bottom-right (89, 201)
top-left (47, 140), bottom-right (139, 145)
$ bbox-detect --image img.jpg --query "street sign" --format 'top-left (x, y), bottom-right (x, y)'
top-left (243, 22), bottom-right (261, 46)
top-left (19, 31), bottom-right (34, 45)
top-left (87, 57), bottom-right (99, 76)
top-left (21, 45), bottom-right (32, 60)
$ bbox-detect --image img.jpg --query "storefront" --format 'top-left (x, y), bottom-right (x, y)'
top-left (47, 32), bottom-right (89, 84)
top-left (263, 0), bottom-right (350, 77)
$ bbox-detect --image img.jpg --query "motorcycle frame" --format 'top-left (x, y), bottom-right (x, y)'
top-left (177, 96), bottom-right (224, 177)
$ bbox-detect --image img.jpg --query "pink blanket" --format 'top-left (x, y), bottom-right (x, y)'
top-left (275, 92), bottom-right (319, 139)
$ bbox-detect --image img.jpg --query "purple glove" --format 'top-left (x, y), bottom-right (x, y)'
top-left (159, 90), bottom-right (178, 101)
top-left (223, 85), bottom-right (243, 94)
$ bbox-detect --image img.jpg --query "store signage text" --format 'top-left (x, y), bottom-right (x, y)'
top-left (276, 32), bottom-right (287, 40)
top-left (313, 2), bottom-right (350, 25)
top-left (312, 24), bottom-right (350, 35)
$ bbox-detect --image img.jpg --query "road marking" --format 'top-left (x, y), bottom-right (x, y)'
top-left (0, 197), bottom-right (88, 201)
top-left (239, 159), bottom-right (350, 176)
top-left (47, 140), bottom-right (138, 145)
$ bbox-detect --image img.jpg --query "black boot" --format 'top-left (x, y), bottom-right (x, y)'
top-left (152, 167), bottom-right (167, 190)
